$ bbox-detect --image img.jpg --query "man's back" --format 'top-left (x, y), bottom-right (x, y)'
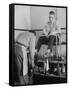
top-left (16, 31), bottom-right (35, 47)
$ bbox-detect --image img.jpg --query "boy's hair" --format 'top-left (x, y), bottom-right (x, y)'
top-left (49, 11), bottom-right (55, 15)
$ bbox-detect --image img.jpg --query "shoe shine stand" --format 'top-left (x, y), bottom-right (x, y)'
top-left (34, 33), bottom-right (66, 78)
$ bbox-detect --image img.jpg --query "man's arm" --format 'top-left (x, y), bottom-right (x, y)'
top-left (29, 34), bottom-right (36, 68)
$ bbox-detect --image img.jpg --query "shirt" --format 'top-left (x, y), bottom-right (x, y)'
top-left (43, 20), bottom-right (61, 36)
top-left (16, 31), bottom-right (36, 48)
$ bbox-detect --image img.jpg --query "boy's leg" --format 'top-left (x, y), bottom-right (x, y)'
top-left (36, 36), bottom-right (48, 52)
top-left (48, 35), bottom-right (56, 52)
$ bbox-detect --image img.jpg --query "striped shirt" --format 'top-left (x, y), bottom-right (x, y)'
top-left (16, 31), bottom-right (36, 48)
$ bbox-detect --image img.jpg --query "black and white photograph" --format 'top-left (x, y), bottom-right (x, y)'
top-left (9, 3), bottom-right (67, 86)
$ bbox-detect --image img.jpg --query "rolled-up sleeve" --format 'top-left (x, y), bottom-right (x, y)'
top-left (43, 23), bottom-right (49, 36)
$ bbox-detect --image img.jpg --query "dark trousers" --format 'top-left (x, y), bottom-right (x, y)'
top-left (36, 35), bottom-right (58, 52)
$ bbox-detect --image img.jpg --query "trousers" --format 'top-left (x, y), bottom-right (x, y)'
top-left (36, 35), bottom-right (59, 52)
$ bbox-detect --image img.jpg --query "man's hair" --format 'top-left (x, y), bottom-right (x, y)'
top-left (49, 11), bottom-right (55, 15)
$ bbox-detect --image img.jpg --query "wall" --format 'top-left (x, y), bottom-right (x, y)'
top-left (14, 5), bottom-right (66, 40)
top-left (14, 5), bottom-right (31, 40)
top-left (57, 8), bottom-right (66, 28)
top-left (14, 5), bottom-right (31, 29)
top-left (30, 6), bottom-right (57, 29)
top-left (14, 6), bottom-right (66, 30)
top-left (30, 6), bottom-right (66, 29)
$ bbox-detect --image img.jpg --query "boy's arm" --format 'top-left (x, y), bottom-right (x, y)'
top-left (50, 22), bottom-right (61, 36)
top-left (43, 24), bottom-right (49, 36)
